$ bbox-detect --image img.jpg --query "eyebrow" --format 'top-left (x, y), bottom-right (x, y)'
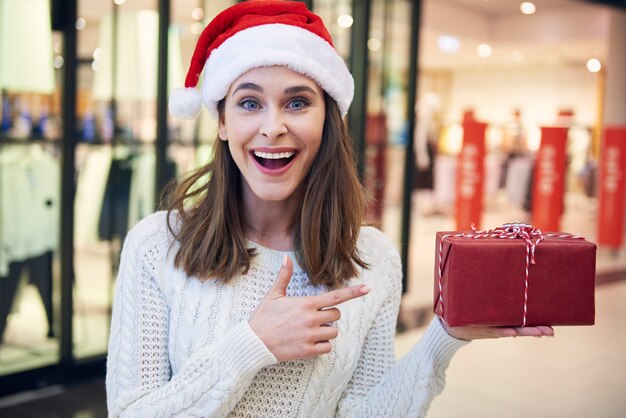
top-left (284, 85), bottom-right (318, 96)
top-left (232, 82), bottom-right (262, 95)
top-left (231, 83), bottom-right (319, 96)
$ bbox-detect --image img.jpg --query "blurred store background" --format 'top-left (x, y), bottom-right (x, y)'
top-left (0, 0), bottom-right (624, 416)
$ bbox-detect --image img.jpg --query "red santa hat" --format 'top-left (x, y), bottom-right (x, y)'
top-left (169, 0), bottom-right (354, 120)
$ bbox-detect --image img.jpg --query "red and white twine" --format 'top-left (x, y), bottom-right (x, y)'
top-left (436, 223), bottom-right (583, 327)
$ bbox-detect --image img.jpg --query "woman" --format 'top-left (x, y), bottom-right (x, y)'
top-left (106, 2), bottom-right (553, 417)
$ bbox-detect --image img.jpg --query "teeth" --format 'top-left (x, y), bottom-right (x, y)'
top-left (253, 151), bottom-right (295, 159)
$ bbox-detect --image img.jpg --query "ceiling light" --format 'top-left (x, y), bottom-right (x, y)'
top-left (114, 0), bottom-right (126, 5)
top-left (53, 56), bottom-right (64, 69)
top-left (367, 38), bottom-right (381, 51)
top-left (586, 58), bottom-right (602, 73)
top-left (477, 43), bottom-right (492, 58)
top-left (520, 2), bottom-right (536, 15)
top-left (75, 17), bottom-right (86, 30)
top-left (191, 8), bottom-right (204, 21)
top-left (337, 14), bottom-right (353, 29)
top-left (437, 35), bottom-right (460, 54)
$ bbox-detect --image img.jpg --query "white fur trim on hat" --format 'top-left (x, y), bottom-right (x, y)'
top-left (201, 24), bottom-right (354, 118)
top-left (169, 87), bottom-right (203, 119)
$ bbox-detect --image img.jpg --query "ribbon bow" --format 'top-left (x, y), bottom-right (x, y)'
top-left (472, 222), bottom-right (546, 266)
top-left (436, 223), bottom-right (583, 327)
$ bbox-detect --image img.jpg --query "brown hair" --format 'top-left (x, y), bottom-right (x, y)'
top-left (165, 95), bottom-right (367, 287)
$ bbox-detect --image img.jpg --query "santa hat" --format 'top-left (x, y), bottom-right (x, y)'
top-left (168, 0), bottom-right (354, 120)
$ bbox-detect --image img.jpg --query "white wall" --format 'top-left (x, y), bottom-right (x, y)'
top-left (446, 65), bottom-right (599, 126)
top-left (492, 6), bottom-right (609, 44)
top-left (604, 10), bottom-right (626, 126)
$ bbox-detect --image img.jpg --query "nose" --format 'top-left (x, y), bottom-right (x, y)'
top-left (259, 109), bottom-right (288, 140)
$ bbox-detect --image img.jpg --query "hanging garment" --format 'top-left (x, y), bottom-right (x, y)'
top-left (98, 157), bottom-right (133, 241)
top-left (0, 144), bottom-right (60, 276)
top-left (74, 144), bottom-right (113, 247)
top-left (0, 251), bottom-right (54, 343)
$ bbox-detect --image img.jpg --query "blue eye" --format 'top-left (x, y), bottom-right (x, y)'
top-left (239, 98), bottom-right (260, 110)
top-left (288, 98), bottom-right (309, 110)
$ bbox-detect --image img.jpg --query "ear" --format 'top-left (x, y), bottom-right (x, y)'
top-left (218, 116), bottom-right (228, 141)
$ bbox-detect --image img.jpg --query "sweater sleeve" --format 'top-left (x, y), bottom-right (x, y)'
top-left (335, 253), bottom-right (468, 418)
top-left (105, 221), bottom-right (277, 418)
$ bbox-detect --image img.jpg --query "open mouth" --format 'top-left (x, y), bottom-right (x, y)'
top-left (252, 150), bottom-right (297, 170)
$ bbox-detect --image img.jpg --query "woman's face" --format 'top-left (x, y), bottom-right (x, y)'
top-left (219, 66), bottom-right (326, 204)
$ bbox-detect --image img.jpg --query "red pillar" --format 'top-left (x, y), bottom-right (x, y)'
top-left (455, 121), bottom-right (486, 230)
top-left (531, 126), bottom-right (568, 231)
top-left (598, 126), bottom-right (626, 248)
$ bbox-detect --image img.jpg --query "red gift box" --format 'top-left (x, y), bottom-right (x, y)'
top-left (433, 224), bottom-right (596, 327)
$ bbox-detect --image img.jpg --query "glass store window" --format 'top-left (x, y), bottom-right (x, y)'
top-left (364, 0), bottom-right (413, 248)
top-left (72, 0), bottom-right (160, 360)
top-left (0, 0), bottom-right (62, 376)
top-left (0, 0), bottom-right (240, 390)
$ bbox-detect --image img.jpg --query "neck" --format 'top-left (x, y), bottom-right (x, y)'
top-left (245, 221), bottom-right (294, 251)
top-left (243, 189), bottom-right (301, 251)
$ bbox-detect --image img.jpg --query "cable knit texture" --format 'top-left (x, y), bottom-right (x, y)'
top-left (106, 211), bottom-right (467, 417)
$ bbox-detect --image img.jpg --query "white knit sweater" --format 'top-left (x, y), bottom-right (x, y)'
top-left (106, 211), bottom-right (467, 417)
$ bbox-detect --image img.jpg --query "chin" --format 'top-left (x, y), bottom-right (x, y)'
top-left (250, 187), bottom-right (294, 203)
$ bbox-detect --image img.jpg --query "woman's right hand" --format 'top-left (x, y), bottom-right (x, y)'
top-left (249, 255), bottom-right (370, 362)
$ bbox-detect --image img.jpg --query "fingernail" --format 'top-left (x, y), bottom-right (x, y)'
top-left (282, 255), bottom-right (289, 267)
top-left (360, 285), bottom-right (371, 294)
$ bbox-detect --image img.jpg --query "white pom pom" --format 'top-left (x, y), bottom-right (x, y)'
top-left (168, 87), bottom-right (203, 119)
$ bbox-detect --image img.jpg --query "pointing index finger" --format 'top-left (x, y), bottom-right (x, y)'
top-left (314, 285), bottom-right (371, 309)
